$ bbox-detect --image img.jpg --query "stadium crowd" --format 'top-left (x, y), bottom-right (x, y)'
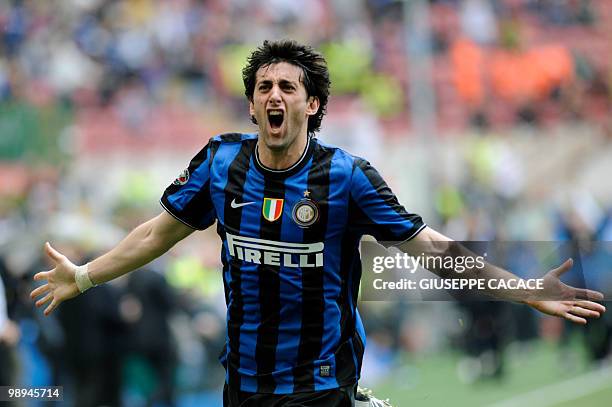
top-left (0, 0), bottom-right (610, 132)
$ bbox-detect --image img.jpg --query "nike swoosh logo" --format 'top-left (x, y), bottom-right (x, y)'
top-left (231, 198), bottom-right (255, 209)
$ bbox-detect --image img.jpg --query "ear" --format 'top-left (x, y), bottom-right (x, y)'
top-left (249, 99), bottom-right (255, 117)
top-left (305, 96), bottom-right (320, 117)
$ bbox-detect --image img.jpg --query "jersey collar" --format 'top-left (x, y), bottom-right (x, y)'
top-left (254, 135), bottom-right (315, 179)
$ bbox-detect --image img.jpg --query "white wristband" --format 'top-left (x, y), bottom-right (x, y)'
top-left (74, 263), bottom-right (96, 293)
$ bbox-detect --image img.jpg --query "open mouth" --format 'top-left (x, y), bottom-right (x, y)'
top-left (267, 110), bottom-right (284, 130)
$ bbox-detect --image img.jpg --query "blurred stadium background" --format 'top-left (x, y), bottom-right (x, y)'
top-left (1, 0), bottom-right (611, 406)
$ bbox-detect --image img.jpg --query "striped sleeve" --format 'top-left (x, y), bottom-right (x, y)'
top-left (349, 158), bottom-right (425, 243)
top-left (160, 141), bottom-right (216, 230)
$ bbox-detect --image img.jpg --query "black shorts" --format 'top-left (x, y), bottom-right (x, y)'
top-left (223, 383), bottom-right (357, 407)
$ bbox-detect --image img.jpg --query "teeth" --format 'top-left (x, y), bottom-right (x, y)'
top-left (269, 111), bottom-right (283, 116)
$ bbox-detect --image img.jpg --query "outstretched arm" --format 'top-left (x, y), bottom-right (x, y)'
top-left (399, 226), bottom-right (606, 324)
top-left (31, 211), bottom-right (195, 316)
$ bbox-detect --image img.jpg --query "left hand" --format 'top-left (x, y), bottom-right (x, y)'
top-left (528, 300), bottom-right (605, 324)
top-left (526, 258), bottom-right (606, 324)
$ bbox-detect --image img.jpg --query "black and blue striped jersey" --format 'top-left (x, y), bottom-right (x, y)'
top-left (161, 133), bottom-right (425, 394)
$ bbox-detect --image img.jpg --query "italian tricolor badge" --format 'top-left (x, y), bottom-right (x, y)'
top-left (262, 198), bottom-right (284, 222)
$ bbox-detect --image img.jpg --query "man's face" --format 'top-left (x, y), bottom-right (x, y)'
top-left (249, 62), bottom-right (319, 152)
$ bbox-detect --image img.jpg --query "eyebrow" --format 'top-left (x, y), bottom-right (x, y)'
top-left (256, 78), bottom-right (299, 86)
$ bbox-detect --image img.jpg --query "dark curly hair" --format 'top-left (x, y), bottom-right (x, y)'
top-left (242, 40), bottom-right (330, 135)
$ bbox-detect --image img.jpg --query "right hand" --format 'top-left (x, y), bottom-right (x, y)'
top-left (30, 242), bottom-right (81, 316)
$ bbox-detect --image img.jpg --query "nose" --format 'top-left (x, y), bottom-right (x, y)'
top-left (269, 85), bottom-right (282, 104)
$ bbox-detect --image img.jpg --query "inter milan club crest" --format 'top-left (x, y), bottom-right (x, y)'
top-left (292, 190), bottom-right (319, 228)
top-left (173, 168), bottom-right (189, 185)
top-left (262, 198), bottom-right (284, 222)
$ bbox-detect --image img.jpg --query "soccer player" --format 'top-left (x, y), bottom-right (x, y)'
top-left (31, 40), bottom-right (605, 407)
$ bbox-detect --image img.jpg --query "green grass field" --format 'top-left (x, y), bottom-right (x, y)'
top-left (372, 338), bottom-right (612, 407)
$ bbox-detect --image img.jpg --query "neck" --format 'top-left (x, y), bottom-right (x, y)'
top-left (257, 134), bottom-right (308, 170)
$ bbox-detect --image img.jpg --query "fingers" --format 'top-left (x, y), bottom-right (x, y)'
top-left (30, 284), bottom-right (50, 300)
top-left (569, 305), bottom-right (601, 319)
top-left (33, 271), bottom-right (50, 282)
top-left (33, 242), bottom-right (70, 317)
top-left (44, 242), bottom-right (64, 263)
top-left (574, 288), bottom-right (604, 301)
top-left (564, 300), bottom-right (606, 324)
top-left (551, 258), bottom-right (573, 278)
top-left (44, 299), bottom-right (59, 316)
top-left (35, 292), bottom-right (53, 308)
top-left (575, 300), bottom-right (606, 314)
top-left (563, 312), bottom-right (587, 325)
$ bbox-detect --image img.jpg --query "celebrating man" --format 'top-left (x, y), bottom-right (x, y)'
top-left (31, 40), bottom-right (605, 407)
